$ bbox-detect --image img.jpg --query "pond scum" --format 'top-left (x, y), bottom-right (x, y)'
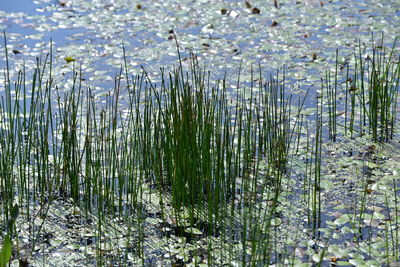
top-left (0, 32), bottom-right (399, 266)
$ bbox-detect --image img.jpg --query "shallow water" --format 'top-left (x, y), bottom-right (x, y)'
top-left (1, 0), bottom-right (400, 266)
top-left (1, 0), bottom-right (399, 92)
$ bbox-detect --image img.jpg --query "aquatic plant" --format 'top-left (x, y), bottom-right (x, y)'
top-left (1, 31), bottom-right (399, 266)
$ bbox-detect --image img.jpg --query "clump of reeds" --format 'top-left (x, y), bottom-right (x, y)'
top-left (1, 30), bottom-right (399, 266)
top-left (335, 36), bottom-right (399, 142)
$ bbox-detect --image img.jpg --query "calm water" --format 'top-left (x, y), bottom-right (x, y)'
top-left (1, 0), bottom-right (399, 265)
top-left (1, 0), bottom-right (399, 94)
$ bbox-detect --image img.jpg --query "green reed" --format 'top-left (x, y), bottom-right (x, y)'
top-left (328, 37), bottom-right (399, 142)
top-left (1, 30), bottom-right (399, 266)
top-left (342, 37), bottom-right (400, 141)
top-left (325, 50), bottom-right (339, 141)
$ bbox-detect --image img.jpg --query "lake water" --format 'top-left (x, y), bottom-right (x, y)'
top-left (1, 0), bottom-right (399, 95)
top-left (1, 0), bottom-right (399, 266)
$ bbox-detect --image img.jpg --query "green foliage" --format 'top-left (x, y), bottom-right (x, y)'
top-left (0, 235), bottom-right (12, 267)
top-left (1, 30), bottom-right (399, 265)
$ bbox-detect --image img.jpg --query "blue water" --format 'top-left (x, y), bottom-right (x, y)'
top-left (0, 0), bottom-right (38, 13)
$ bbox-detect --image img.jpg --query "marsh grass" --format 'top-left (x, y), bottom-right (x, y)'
top-left (325, 50), bottom-right (339, 141)
top-left (334, 36), bottom-right (400, 142)
top-left (1, 31), bottom-right (399, 266)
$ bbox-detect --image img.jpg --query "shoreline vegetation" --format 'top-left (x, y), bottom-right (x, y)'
top-left (0, 32), bottom-right (399, 266)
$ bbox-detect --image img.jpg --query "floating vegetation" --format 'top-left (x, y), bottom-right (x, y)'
top-left (2, 0), bottom-right (400, 89)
